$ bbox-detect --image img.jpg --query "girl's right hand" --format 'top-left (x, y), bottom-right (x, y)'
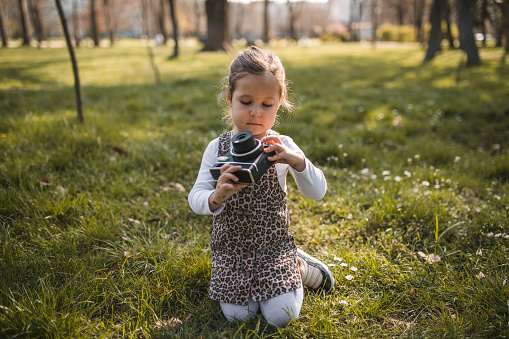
top-left (208, 164), bottom-right (247, 212)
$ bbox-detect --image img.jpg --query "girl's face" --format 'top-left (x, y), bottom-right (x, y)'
top-left (227, 73), bottom-right (281, 140)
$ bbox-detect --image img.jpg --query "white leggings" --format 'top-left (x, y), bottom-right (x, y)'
top-left (219, 287), bottom-right (304, 328)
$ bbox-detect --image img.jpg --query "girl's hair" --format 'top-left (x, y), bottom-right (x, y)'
top-left (219, 46), bottom-right (293, 125)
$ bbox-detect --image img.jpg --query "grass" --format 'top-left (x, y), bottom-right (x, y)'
top-left (1, 39), bottom-right (508, 338)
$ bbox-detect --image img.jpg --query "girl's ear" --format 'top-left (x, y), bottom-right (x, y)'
top-left (226, 87), bottom-right (232, 107)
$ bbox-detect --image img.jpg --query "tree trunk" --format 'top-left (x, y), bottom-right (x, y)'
top-left (414, 0), bottom-right (425, 43)
top-left (17, 0), bottom-right (30, 46)
top-left (90, 0), bottom-right (100, 46)
top-left (371, 0), bottom-right (379, 45)
top-left (73, 0), bottom-right (81, 47)
top-left (503, 0), bottom-right (509, 53)
top-left (287, 0), bottom-right (298, 41)
top-left (444, 0), bottom-right (455, 48)
top-left (0, 4), bottom-right (8, 47)
top-left (103, 0), bottom-right (115, 46)
top-left (158, 0), bottom-right (168, 44)
top-left (202, 0), bottom-right (232, 51)
top-left (28, 0), bottom-right (45, 47)
top-left (457, 0), bottom-right (481, 65)
top-left (424, 0), bottom-right (444, 62)
top-left (54, 0), bottom-right (84, 124)
top-left (168, 0), bottom-right (179, 58)
top-left (263, 0), bottom-right (269, 43)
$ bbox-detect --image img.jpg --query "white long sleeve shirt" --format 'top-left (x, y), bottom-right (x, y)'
top-left (188, 134), bottom-right (327, 215)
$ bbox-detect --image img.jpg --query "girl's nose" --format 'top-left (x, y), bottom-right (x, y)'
top-left (250, 106), bottom-right (261, 116)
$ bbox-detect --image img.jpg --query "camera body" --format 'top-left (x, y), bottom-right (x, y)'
top-left (210, 131), bottom-right (276, 185)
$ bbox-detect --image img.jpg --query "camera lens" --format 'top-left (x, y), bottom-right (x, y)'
top-left (231, 131), bottom-right (262, 162)
top-left (232, 131), bottom-right (257, 154)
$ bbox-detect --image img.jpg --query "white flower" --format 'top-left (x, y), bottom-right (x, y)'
top-left (422, 181), bottom-right (430, 186)
top-left (487, 232), bottom-right (494, 237)
top-left (361, 168), bottom-right (369, 175)
top-left (394, 176), bottom-right (402, 182)
top-left (340, 263), bottom-right (348, 267)
top-left (350, 266), bottom-right (358, 272)
top-left (382, 170), bottom-right (390, 176)
top-left (334, 256), bottom-right (343, 262)
top-left (328, 263), bottom-right (337, 267)
top-left (454, 156), bottom-right (461, 163)
top-left (338, 300), bottom-right (349, 306)
top-left (345, 275), bottom-right (354, 280)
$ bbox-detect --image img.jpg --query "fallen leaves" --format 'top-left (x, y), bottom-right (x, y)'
top-left (415, 251), bottom-right (441, 264)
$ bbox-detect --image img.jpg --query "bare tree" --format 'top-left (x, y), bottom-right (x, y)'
top-left (263, 0), bottom-right (269, 43)
top-left (158, 0), bottom-right (168, 44)
top-left (287, 0), bottom-right (301, 41)
top-left (457, 0), bottom-right (481, 65)
top-left (141, 0), bottom-right (161, 84)
top-left (413, 0), bottom-right (426, 43)
top-left (90, 0), bottom-right (100, 46)
top-left (168, 0), bottom-right (179, 58)
top-left (103, 0), bottom-right (115, 46)
top-left (444, 0), bottom-right (455, 48)
top-left (72, 0), bottom-right (81, 47)
top-left (202, 0), bottom-right (232, 51)
top-left (54, 0), bottom-right (84, 124)
top-left (28, 0), bottom-right (45, 47)
top-left (0, 4), bottom-right (8, 47)
top-left (17, 0), bottom-right (30, 45)
top-left (424, 0), bottom-right (444, 62)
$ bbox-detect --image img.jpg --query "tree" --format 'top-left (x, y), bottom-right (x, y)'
top-left (28, 0), bottom-right (46, 47)
top-left (90, 0), bottom-right (100, 46)
top-left (457, 0), bottom-right (481, 65)
top-left (287, 0), bottom-right (301, 41)
top-left (413, 0), bottom-right (426, 43)
top-left (263, 0), bottom-right (269, 43)
top-left (72, 0), bottom-right (81, 47)
top-left (17, 0), bottom-right (30, 46)
top-left (54, 0), bottom-right (84, 124)
top-left (168, 0), bottom-right (179, 58)
top-left (202, 0), bottom-right (232, 51)
top-left (103, 0), bottom-right (115, 46)
top-left (158, 0), bottom-right (168, 44)
top-left (424, 0), bottom-right (444, 62)
top-left (0, 4), bottom-right (8, 47)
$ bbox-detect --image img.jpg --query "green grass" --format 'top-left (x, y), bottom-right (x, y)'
top-left (1, 40), bottom-right (508, 338)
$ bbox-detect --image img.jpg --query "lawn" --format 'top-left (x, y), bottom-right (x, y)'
top-left (1, 40), bottom-right (508, 338)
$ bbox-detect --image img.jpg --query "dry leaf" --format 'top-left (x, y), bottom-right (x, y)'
top-left (123, 248), bottom-right (137, 258)
top-left (41, 175), bottom-right (52, 186)
top-left (56, 185), bottom-right (68, 195)
top-left (426, 253), bottom-right (441, 264)
top-left (154, 317), bottom-right (182, 331)
top-left (416, 251), bottom-right (427, 258)
top-left (109, 262), bottom-right (121, 274)
top-left (410, 288), bottom-right (419, 297)
top-left (476, 247), bottom-right (483, 256)
top-left (163, 182), bottom-right (186, 192)
top-left (112, 146), bottom-right (129, 156)
top-left (128, 218), bottom-right (140, 225)
top-left (476, 272), bottom-right (485, 279)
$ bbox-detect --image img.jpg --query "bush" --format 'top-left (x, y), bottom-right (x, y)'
top-left (378, 24), bottom-right (417, 42)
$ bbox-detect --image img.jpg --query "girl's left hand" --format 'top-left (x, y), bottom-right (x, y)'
top-left (261, 136), bottom-right (306, 172)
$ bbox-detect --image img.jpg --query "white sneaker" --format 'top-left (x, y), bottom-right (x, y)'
top-left (297, 248), bottom-right (335, 293)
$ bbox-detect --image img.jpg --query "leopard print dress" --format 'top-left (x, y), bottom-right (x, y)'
top-left (209, 130), bottom-right (302, 306)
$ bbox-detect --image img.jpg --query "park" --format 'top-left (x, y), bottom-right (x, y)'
top-left (1, 0), bottom-right (509, 337)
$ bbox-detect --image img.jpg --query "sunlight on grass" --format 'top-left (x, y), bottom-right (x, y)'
top-left (1, 40), bottom-right (508, 337)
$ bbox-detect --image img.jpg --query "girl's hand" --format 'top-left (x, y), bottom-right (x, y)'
top-left (208, 164), bottom-right (247, 212)
top-left (261, 136), bottom-right (306, 172)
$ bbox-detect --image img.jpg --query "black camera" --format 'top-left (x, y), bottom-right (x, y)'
top-left (210, 131), bottom-right (276, 184)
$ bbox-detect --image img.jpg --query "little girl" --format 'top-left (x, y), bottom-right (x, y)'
top-left (188, 46), bottom-right (334, 328)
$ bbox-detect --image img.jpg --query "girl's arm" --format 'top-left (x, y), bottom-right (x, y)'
top-left (188, 139), bottom-right (221, 215)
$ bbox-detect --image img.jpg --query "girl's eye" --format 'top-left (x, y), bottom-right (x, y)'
top-left (263, 103), bottom-right (273, 107)
top-left (241, 101), bottom-right (251, 105)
